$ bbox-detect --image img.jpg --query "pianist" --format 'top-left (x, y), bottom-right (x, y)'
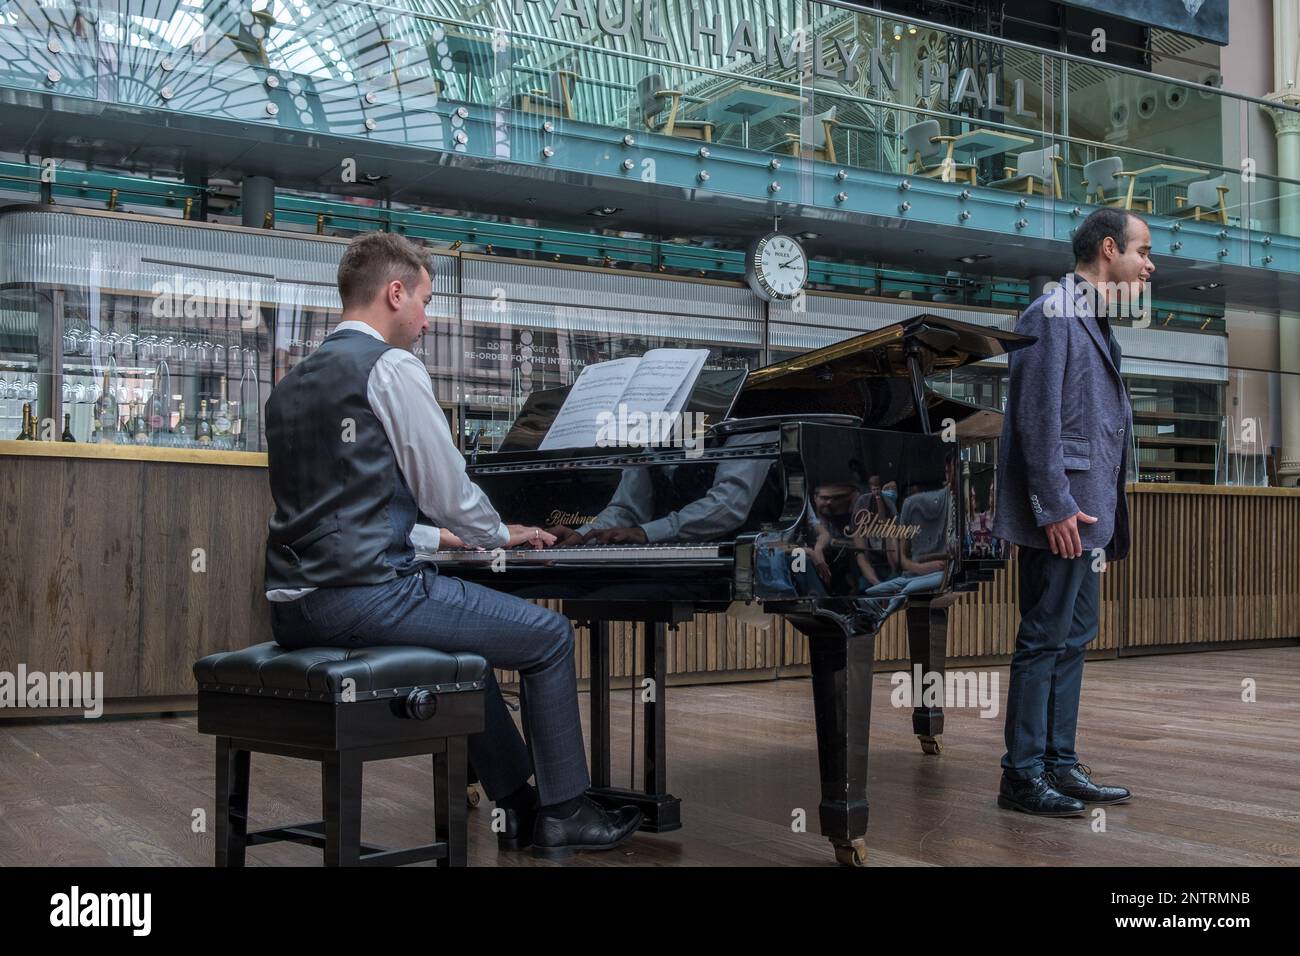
top-left (262, 232), bottom-right (643, 858)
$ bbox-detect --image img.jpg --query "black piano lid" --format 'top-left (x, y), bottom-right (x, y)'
top-left (739, 314), bottom-right (1035, 394)
top-left (730, 313), bottom-right (1035, 430)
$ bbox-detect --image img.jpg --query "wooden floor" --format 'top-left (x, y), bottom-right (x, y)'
top-left (1, 646), bottom-right (1297, 867)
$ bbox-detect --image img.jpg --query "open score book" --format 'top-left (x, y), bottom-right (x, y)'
top-left (537, 348), bottom-right (710, 450)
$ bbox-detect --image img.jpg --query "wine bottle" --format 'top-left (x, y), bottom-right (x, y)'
top-left (132, 401), bottom-right (149, 443)
top-left (147, 384), bottom-right (166, 433)
top-left (195, 399), bottom-right (212, 445)
top-left (61, 412), bottom-right (75, 442)
top-left (94, 371), bottom-right (117, 444)
top-left (16, 402), bottom-right (31, 440)
top-left (230, 400), bottom-right (243, 449)
top-left (175, 399), bottom-right (185, 436)
top-left (26, 405), bottom-right (39, 440)
top-left (214, 375), bottom-right (231, 441)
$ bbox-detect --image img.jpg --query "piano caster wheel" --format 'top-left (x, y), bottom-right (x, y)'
top-left (466, 784), bottom-right (481, 808)
top-left (832, 839), bottom-right (868, 868)
top-left (918, 735), bottom-right (943, 755)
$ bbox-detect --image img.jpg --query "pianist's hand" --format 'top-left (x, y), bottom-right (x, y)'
top-left (545, 524), bottom-right (586, 547)
top-left (581, 527), bottom-right (648, 546)
top-left (506, 524), bottom-right (557, 549)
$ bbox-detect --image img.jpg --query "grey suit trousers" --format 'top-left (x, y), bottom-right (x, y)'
top-left (270, 566), bottom-right (590, 806)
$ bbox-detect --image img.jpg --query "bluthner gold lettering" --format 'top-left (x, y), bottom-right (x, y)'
top-left (842, 509), bottom-right (922, 540)
top-left (547, 509), bottom-right (597, 526)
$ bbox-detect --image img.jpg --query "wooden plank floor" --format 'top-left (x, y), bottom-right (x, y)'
top-left (1, 646), bottom-right (1296, 867)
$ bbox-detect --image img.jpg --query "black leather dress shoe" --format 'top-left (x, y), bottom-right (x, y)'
top-left (997, 774), bottom-right (1086, 816)
top-left (497, 804), bottom-right (537, 851)
top-left (1046, 763), bottom-right (1131, 805)
top-left (532, 797), bottom-right (643, 860)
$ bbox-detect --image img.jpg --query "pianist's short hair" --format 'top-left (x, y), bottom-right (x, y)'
top-left (337, 232), bottom-right (433, 309)
top-left (1072, 207), bottom-right (1141, 265)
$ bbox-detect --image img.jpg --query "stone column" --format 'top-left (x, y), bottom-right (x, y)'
top-left (1264, 1), bottom-right (1300, 485)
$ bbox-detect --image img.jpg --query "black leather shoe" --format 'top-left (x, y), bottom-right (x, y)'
top-left (1046, 763), bottom-right (1131, 805)
top-left (997, 774), bottom-right (1086, 816)
top-left (531, 797), bottom-right (643, 860)
top-left (497, 804), bottom-right (537, 851)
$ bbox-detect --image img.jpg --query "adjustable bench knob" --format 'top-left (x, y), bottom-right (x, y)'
top-left (401, 689), bottom-right (438, 720)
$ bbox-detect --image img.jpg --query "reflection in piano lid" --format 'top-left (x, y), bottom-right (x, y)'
top-left (733, 314), bottom-right (1035, 435)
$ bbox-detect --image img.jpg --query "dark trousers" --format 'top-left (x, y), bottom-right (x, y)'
top-left (1001, 546), bottom-right (1100, 780)
top-left (271, 567), bottom-right (590, 806)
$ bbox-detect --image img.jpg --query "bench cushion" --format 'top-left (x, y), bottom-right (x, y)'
top-left (194, 642), bottom-right (489, 703)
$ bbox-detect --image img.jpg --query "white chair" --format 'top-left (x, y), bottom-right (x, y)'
top-left (638, 74), bottom-right (714, 141)
top-left (988, 144), bottom-right (1063, 199)
top-left (902, 120), bottom-right (977, 184)
top-left (784, 107), bottom-right (839, 163)
top-left (1081, 156), bottom-right (1151, 212)
top-left (1170, 174), bottom-right (1230, 224)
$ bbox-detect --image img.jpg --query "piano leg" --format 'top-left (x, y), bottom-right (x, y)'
top-left (589, 621), bottom-right (612, 789)
top-left (584, 617), bottom-right (682, 832)
top-left (807, 623), bottom-right (876, 867)
top-left (906, 598), bottom-right (955, 755)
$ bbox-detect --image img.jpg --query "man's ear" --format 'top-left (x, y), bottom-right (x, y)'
top-left (385, 279), bottom-right (403, 310)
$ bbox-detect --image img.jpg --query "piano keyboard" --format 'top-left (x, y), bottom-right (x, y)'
top-left (419, 544), bottom-right (726, 566)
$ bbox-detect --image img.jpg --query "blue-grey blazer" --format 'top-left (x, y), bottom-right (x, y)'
top-left (992, 274), bottom-right (1134, 562)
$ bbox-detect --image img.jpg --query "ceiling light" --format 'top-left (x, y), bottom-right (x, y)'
top-left (956, 254), bottom-right (991, 264)
top-left (586, 206), bottom-right (621, 217)
top-left (907, 23), bottom-right (917, 35)
top-left (892, 23), bottom-right (903, 41)
top-left (799, 231), bottom-right (821, 240)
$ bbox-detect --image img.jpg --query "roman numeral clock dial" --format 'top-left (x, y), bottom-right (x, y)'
top-left (746, 232), bottom-right (808, 301)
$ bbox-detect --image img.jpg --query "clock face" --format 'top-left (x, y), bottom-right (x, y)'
top-left (748, 233), bottom-right (807, 300)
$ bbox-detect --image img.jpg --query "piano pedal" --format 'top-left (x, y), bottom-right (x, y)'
top-left (918, 734), bottom-right (943, 755)
top-left (832, 838), bottom-right (868, 868)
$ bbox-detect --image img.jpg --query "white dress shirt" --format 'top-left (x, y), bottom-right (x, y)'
top-left (266, 320), bottom-right (508, 601)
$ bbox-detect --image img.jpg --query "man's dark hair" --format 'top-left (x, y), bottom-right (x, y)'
top-left (1072, 207), bottom-right (1141, 265)
top-left (337, 232), bottom-right (432, 309)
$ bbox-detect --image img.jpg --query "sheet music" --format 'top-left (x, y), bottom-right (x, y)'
top-left (537, 349), bottom-right (709, 450)
top-left (537, 357), bottom-right (640, 450)
top-left (618, 349), bottom-right (710, 431)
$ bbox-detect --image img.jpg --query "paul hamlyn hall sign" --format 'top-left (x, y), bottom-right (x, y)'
top-left (509, 0), bottom-right (1040, 118)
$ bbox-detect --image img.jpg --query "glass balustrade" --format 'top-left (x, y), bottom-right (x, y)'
top-left (1, 1), bottom-right (1297, 245)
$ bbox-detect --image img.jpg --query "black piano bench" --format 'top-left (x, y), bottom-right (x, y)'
top-left (193, 642), bottom-right (488, 867)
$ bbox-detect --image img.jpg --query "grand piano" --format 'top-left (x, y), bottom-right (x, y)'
top-left (425, 314), bottom-right (1035, 866)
